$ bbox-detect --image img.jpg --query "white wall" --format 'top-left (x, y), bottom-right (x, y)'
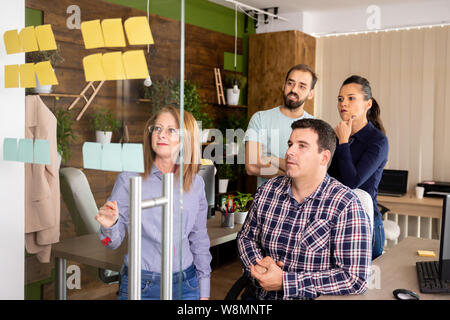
top-left (0, 0), bottom-right (25, 300)
top-left (251, 0), bottom-right (450, 35)
top-left (304, 0), bottom-right (450, 35)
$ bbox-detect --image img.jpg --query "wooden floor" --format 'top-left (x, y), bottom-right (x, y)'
top-left (57, 258), bottom-right (243, 300)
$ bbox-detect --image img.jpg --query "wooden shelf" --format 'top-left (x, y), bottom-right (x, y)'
top-left (215, 103), bottom-right (247, 109)
top-left (39, 93), bottom-right (81, 98)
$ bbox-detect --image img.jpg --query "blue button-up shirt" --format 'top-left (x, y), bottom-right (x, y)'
top-left (237, 174), bottom-right (372, 300)
top-left (99, 165), bottom-right (212, 298)
top-left (328, 122), bottom-right (389, 220)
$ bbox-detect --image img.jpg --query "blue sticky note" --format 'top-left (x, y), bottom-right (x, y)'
top-left (82, 142), bottom-right (102, 170)
top-left (101, 143), bottom-right (122, 172)
top-left (17, 139), bottom-right (34, 163)
top-left (3, 138), bottom-right (18, 162)
top-left (33, 139), bottom-right (51, 165)
top-left (122, 143), bottom-right (144, 173)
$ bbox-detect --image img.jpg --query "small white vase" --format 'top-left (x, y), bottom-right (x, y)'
top-left (226, 86), bottom-right (240, 106)
top-left (218, 179), bottom-right (229, 194)
top-left (33, 73), bottom-right (52, 94)
top-left (96, 131), bottom-right (112, 144)
top-left (235, 211), bottom-right (248, 224)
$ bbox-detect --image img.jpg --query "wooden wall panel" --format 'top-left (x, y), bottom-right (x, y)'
top-left (25, 0), bottom-right (244, 290)
top-left (248, 30), bottom-right (316, 118)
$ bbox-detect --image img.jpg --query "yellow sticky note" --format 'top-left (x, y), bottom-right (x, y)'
top-left (122, 50), bottom-right (149, 80)
top-left (417, 250), bottom-right (436, 257)
top-left (124, 16), bottom-right (154, 45)
top-left (19, 63), bottom-right (37, 88)
top-left (102, 52), bottom-right (126, 80)
top-left (82, 53), bottom-right (106, 81)
top-left (34, 61), bottom-right (58, 86)
top-left (5, 65), bottom-right (19, 88)
top-left (35, 24), bottom-right (57, 51)
top-left (80, 20), bottom-right (105, 49)
top-left (3, 30), bottom-right (22, 54)
top-left (102, 18), bottom-right (126, 47)
top-left (19, 26), bottom-right (39, 52)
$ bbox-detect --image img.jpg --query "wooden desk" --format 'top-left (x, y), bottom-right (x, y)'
top-left (52, 213), bottom-right (242, 299)
top-left (319, 237), bottom-right (450, 300)
top-left (378, 193), bottom-right (443, 219)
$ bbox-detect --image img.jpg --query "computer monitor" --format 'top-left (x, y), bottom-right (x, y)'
top-left (416, 195), bottom-right (450, 293)
top-left (378, 169), bottom-right (408, 197)
top-left (439, 195), bottom-right (450, 280)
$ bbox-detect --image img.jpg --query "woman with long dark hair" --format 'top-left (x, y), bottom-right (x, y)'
top-left (328, 75), bottom-right (389, 259)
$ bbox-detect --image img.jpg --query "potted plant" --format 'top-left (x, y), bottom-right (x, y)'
top-left (88, 107), bottom-right (121, 144)
top-left (223, 73), bottom-right (247, 106)
top-left (231, 191), bottom-right (253, 224)
top-left (217, 163), bottom-right (235, 194)
top-left (54, 108), bottom-right (77, 167)
top-left (26, 46), bottom-right (64, 94)
top-left (143, 78), bottom-right (214, 130)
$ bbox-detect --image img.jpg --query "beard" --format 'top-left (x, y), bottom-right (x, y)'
top-left (283, 92), bottom-right (308, 110)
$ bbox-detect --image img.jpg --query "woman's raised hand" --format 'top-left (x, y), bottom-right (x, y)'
top-left (95, 200), bottom-right (119, 228)
top-left (335, 116), bottom-right (354, 144)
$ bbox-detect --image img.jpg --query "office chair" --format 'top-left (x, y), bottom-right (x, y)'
top-left (59, 167), bottom-right (119, 284)
top-left (224, 188), bottom-right (376, 300)
top-left (378, 203), bottom-right (400, 241)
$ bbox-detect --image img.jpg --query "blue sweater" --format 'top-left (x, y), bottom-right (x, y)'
top-left (328, 122), bottom-right (389, 220)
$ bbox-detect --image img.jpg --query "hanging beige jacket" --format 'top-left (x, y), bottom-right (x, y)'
top-left (25, 95), bottom-right (60, 263)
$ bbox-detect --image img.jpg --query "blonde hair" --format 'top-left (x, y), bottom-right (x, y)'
top-left (142, 106), bottom-right (201, 191)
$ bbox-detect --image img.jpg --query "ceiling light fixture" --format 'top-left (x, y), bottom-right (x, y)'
top-left (224, 0), bottom-right (288, 22)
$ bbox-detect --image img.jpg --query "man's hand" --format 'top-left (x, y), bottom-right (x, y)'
top-left (250, 257), bottom-right (284, 292)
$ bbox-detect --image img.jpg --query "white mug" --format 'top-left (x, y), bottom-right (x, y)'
top-left (415, 186), bottom-right (425, 199)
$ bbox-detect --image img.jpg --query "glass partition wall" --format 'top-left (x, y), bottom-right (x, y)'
top-left (18, 0), bottom-right (190, 300)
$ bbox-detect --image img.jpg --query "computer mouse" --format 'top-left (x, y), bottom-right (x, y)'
top-left (393, 289), bottom-right (420, 300)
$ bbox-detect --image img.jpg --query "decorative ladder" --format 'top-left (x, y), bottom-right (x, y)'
top-left (68, 81), bottom-right (105, 121)
top-left (214, 68), bottom-right (226, 105)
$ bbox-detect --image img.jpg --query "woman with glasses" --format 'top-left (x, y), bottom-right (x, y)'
top-left (328, 75), bottom-right (389, 260)
top-left (95, 106), bottom-right (212, 300)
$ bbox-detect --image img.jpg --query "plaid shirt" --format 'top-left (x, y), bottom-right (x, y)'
top-left (237, 174), bottom-right (372, 300)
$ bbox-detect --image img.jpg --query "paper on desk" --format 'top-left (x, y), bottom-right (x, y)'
top-left (19, 63), bottom-right (36, 88)
top-left (122, 50), bottom-right (149, 79)
top-left (102, 18), bottom-right (126, 47)
top-left (103, 52), bottom-right (126, 80)
top-left (82, 142), bottom-right (102, 170)
top-left (83, 53), bottom-right (106, 82)
top-left (5, 65), bottom-right (19, 88)
top-left (3, 29), bottom-right (21, 54)
top-left (122, 143), bottom-right (144, 173)
top-left (33, 139), bottom-right (51, 165)
top-left (3, 138), bottom-right (18, 162)
top-left (34, 61), bottom-right (58, 86)
top-left (81, 20), bottom-right (105, 49)
top-left (124, 16), bottom-right (154, 45)
top-left (35, 24), bottom-right (57, 51)
top-left (17, 138), bottom-right (34, 163)
top-left (101, 143), bottom-right (123, 172)
top-left (19, 26), bottom-right (39, 52)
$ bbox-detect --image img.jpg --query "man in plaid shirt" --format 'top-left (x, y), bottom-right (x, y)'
top-left (237, 119), bottom-right (372, 300)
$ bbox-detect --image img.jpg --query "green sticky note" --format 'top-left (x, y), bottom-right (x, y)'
top-left (82, 142), bottom-right (102, 170)
top-left (33, 139), bottom-right (50, 165)
top-left (17, 138), bottom-right (34, 163)
top-left (122, 143), bottom-right (144, 173)
top-left (101, 143), bottom-right (122, 172)
top-left (3, 138), bottom-right (18, 162)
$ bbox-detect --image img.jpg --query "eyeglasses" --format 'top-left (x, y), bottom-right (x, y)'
top-left (149, 125), bottom-right (180, 138)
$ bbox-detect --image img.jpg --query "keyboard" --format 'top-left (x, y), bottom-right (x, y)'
top-left (416, 261), bottom-right (450, 293)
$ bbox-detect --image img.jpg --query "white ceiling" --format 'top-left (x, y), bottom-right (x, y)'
top-left (210, 0), bottom-right (430, 14)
